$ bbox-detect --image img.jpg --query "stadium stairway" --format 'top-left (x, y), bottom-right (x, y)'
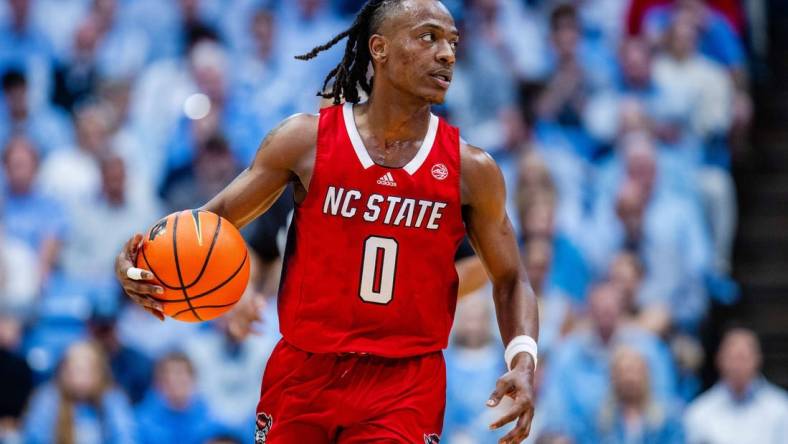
top-left (727, 0), bottom-right (788, 388)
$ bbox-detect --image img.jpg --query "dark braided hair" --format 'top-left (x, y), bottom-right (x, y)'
top-left (295, 0), bottom-right (402, 105)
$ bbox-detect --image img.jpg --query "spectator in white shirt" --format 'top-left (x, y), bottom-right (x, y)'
top-left (38, 103), bottom-right (110, 206)
top-left (684, 328), bottom-right (788, 444)
top-left (653, 10), bottom-right (732, 144)
top-left (0, 229), bottom-right (39, 316)
top-left (652, 10), bottom-right (737, 276)
top-left (59, 154), bottom-right (162, 285)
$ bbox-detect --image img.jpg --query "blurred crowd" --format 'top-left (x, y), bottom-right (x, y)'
top-left (0, 0), bottom-right (785, 443)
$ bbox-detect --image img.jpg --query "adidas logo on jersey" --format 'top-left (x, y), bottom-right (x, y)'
top-left (376, 172), bottom-right (397, 187)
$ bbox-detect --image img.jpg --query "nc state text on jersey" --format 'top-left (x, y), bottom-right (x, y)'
top-left (322, 186), bottom-right (447, 230)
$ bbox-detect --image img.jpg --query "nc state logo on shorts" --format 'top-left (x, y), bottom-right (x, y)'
top-left (424, 433), bottom-right (440, 444)
top-left (254, 412), bottom-right (273, 444)
top-left (431, 163), bottom-right (448, 180)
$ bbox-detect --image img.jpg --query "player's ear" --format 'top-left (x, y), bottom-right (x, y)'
top-left (369, 34), bottom-right (388, 64)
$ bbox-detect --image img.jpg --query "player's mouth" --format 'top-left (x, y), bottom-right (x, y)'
top-left (429, 70), bottom-right (452, 89)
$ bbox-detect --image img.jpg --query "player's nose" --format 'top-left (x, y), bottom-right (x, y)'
top-left (436, 40), bottom-right (456, 66)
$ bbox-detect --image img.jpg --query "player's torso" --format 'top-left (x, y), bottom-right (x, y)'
top-left (278, 103), bottom-right (466, 357)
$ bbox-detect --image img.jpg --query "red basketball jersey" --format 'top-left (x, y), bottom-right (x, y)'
top-left (277, 103), bottom-right (466, 357)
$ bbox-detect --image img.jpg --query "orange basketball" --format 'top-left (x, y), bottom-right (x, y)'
top-left (135, 210), bottom-right (250, 322)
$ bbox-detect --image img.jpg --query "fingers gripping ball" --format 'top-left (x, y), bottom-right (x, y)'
top-left (136, 210), bottom-right (250, 322)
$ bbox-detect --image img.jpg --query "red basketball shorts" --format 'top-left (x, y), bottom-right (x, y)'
top-left (254, 339), bottom-right (446, 444)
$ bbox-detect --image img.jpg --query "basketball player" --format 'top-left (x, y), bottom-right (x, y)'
top-left (115, 1), bottom-right (539, 442)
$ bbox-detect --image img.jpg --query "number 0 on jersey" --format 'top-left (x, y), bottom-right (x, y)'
top-left (359, 236), bottom-right (398, 304)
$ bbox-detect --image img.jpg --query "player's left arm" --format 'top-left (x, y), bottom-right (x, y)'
top-left (461, 143), bottom-right (539, 444)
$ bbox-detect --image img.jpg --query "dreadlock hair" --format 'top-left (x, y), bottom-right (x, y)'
top-left (295, 0), bottom-right (402, 105)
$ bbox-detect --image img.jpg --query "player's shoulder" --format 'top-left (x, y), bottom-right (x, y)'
top-left (276, 113), bottom-right (320, 140)
top-left (459, 141), bottom-right (503, 182)
top-left (459, 141), bottom-right (505, 205)
top-left (261, 113), bottom-right (319, 154)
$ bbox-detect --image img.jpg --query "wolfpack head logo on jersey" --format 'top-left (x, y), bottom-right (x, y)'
top-left (424, 433), bottom-right (440, 444)
top-left (254, 412), bottom-right (273, 443)
top-left (431, 163), bottom-right (448, 180)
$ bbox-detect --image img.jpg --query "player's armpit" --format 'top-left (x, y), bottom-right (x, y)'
top-left (201, 113), bottom-right (319, 228)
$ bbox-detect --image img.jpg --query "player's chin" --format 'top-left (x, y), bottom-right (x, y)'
top-left (422, 89), bottom-right (448, 105)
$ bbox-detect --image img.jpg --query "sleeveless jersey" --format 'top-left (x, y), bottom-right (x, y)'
top-left (277, 103), bottom-right (466, 357)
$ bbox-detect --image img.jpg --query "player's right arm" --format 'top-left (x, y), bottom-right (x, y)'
top-left (114, 114), bottom-right (318, 318)
top-left (200, 114), bottom-right (318, 227)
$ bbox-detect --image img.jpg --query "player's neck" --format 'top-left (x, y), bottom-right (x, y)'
top-left (364, 89), bottom-right (432, 143)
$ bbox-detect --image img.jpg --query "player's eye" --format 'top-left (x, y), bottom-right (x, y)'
top-left (450, 40), bottom-right (459, 51)
top-left (419, 33), bottom-right (436, 43)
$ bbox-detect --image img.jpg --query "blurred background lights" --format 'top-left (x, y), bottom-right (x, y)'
top-left (183, 93), bottom-right (211, 120)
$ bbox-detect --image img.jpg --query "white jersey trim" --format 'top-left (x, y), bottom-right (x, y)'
top-left (342, 103), bottom-right (439, 175)
top-left (343, 103), bottom-right (375, 169)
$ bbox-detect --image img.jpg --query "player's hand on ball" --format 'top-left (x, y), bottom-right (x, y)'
top-left (487, 353), bottom-right (536, 444)
top-left (115, 234), bottom-right (165, 320)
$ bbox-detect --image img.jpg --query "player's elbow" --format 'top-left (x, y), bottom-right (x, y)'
top-left (490, 269), bottom-right (524, 297)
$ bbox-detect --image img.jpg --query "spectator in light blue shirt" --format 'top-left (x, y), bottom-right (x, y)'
top-left (272, 0), bottom-right (348, 112)
top-left (443, 293), bottom-right (508, 444)
top-left (540, 283), bottom-right (677, 444)
top-left (444, 0), bottom-right (543, 153)
top-left (23, 341), bottom-right (138, 444)
top-left (0, 69), bottom-right (73, 156)
top-left (184, 314), bottom-right (277, 440)
top-left (85, 0), bottom-right (151, 80)
top-left (230, 7), bottom-right (301, 141)
top-left (132, 0), bottom-right (223, 62)
top-left (518, 179), bottom-right (591, 305)
top-left (536, 4), bottom-right (597, 160)
top-left (587, 166), bottom-right (711, 333)
top-left (583, 37), bottom-right (667, 148)
top-left (593, 130), bottom-right (700, 221)
top-left (136, 351), bottom-right (218, 444)
top-left (163, 39), bottom-right (265, 174)
top-left (684, 328), bottom-right (788, 444)
top-left (2, 135), bottom-right (67, 284)
top-left (595, 346), bottom-right (684, 444)
top-left (0, 0), bottom-right (53, 108)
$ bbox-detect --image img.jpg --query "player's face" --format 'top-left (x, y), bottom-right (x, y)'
top-left (372, 0), bottom-right (458, 104)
